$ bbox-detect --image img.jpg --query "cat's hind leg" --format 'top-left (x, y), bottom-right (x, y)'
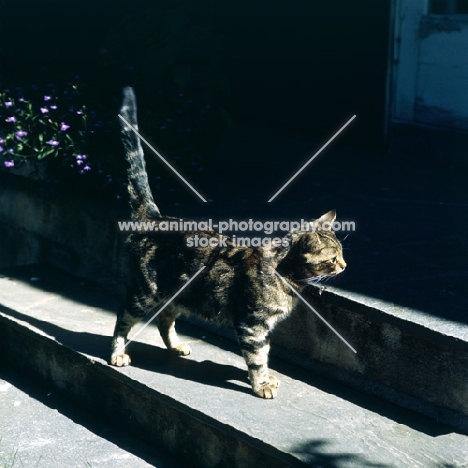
top-left (156, 307), bottom-right (191, 356)
top-left (110, 293), bottom-right (148, 366)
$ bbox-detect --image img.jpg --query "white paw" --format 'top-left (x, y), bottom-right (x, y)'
top-left (169, 343), bottom-right (191, 356)
top-left (110, 353), bottom-right (131, 367)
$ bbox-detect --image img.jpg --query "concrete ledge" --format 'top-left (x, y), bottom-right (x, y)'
top-left (0, 172), bottom-right (129, 294)
top-left (271, 284), bottom-right (468, 430)
top-left (0, 264), bottom-right (468, 468)
top-left (0, 367), bottom-right (177, 468)
top-left (190, 281), bottom-right (468, 430)
top-left (0, 311), bottom-right (298, 468)
top-left (2, 317), bottom-right (302, 468)
top-left (1, 174), bottom-right (468, 431)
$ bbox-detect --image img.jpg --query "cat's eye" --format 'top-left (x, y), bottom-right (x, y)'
top-left (331, 256), bottom-right (338, 264)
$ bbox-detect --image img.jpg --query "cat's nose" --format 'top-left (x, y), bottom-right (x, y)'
top-left (338, 260), bottom-right (347, 271)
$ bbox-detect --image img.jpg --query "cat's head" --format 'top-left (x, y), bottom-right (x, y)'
top-left (268, 210), bottom-right (347, 283)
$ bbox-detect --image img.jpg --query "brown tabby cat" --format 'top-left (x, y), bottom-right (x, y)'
top-left (110, 87), bottom-right (346, 399)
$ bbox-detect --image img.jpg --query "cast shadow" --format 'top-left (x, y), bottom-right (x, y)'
top-left (0, 303), bottom-right (250, 396)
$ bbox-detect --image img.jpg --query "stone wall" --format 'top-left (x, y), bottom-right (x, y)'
top-left (0, 173), bottom-right (129, 294)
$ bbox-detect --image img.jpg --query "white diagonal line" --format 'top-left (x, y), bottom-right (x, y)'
top-left (273, 270), bottom-right (357, 354)
top-left (118, 114), bottom-right (208, 202)
top-left (268, 115), bottom-right (356, 202)
top-left (116, 265), bottom-right (206, 354)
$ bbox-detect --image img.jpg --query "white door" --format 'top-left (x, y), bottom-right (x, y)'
top-left (386, 0), bottom-right (468, 132)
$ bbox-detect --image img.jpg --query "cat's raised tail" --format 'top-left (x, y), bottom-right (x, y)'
top-left (119, 86), bottom-right (161, 220)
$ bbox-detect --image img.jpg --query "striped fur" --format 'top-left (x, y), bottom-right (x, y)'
top-left (111, 87), bottom-right (347, 398)
top-left (120, 87), bottom-right (161, 220)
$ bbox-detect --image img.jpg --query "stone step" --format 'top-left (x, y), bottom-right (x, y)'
top-left (0, 367), bottom-right (179, 468)
top-left (0, 264), bottom-right (467, 467)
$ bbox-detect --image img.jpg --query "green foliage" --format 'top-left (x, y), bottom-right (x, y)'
top-left (0, 83), bottom-right (87, 169)
top-left (0, 80), bottom-right (129, 201)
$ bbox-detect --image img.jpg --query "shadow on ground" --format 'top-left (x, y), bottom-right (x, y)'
top-left (0, 265), bottom-right (457, 442)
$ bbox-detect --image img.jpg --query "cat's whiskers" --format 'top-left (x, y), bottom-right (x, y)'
top-left (296, 274), bottom-right (330, 284)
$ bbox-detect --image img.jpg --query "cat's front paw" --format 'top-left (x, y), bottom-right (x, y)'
top-left (110, 353), bottom-right (131, 367)
top-left (253, 375), bottom-right (279, 399)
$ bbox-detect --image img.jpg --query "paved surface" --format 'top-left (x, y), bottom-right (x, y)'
top-left (0, 368), bottom-right (181, 468)
top-left (1, 265), bottom-right (467, 468)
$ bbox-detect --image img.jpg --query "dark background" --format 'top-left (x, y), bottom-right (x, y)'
top-left (1, 1), bottom-right (467, 339)
top-left (0, 0), bottom-right (390, 205)
top-left (0, 0), bottom-right (389, 136)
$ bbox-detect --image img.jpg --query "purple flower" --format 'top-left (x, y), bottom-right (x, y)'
top-left (79, 164), bottom-right (91, 175)
top-left (6, 116), bottom-right (16, 123)
top-left (76, 109), bottom-right (84, 115)
top-left (0, 139), bottom-right (5, 144)
top-left (60, 122), bottom-right (70, 131)
top-left (4, 101), bottom-right (13, 108)
top-left (47, 140), bottom-right (59, 146)
top-left (18, 98), bottom-right (25, 103)
top-left (49, 105), bottom-right (57, 110)
top-left (76, 154), bottom-right (87, 165)
top-left (15, 130), bottom-right (28, 140)
top-left (40, 107), bottom-right (49, 114)
top-left (4, 160), bottom-right (14, 168)
top-left (44, 95), bottom-right (52, 101)
top-left (0, 146), bottom-right (3, 152)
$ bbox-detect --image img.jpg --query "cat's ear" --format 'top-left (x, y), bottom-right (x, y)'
top-left (310, 210), bottom-right (336, 232)
top-left (299, 230), bottom-right (322, 247)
